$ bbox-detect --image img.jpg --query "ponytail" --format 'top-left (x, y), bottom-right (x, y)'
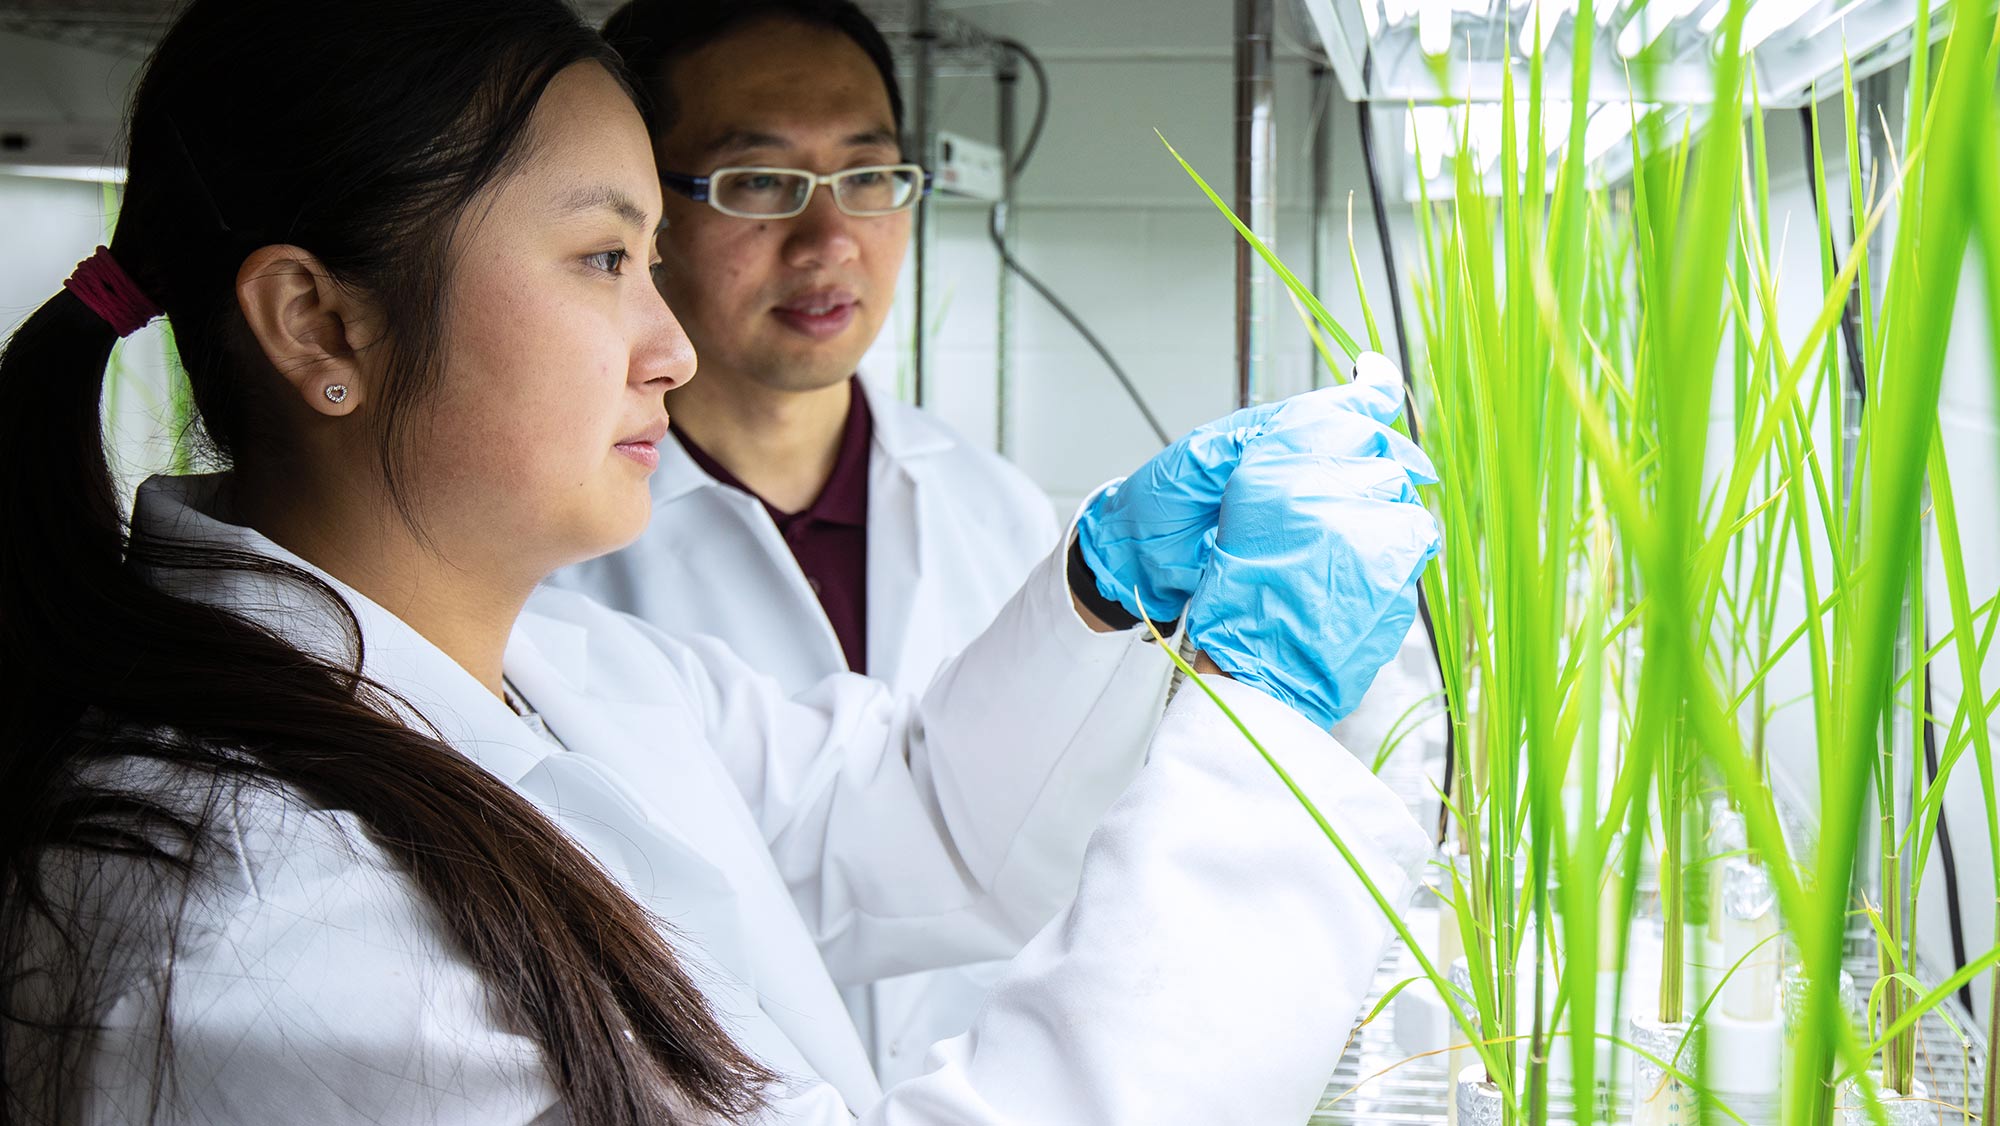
top-left (0, 3), bottom-right (777, 1122)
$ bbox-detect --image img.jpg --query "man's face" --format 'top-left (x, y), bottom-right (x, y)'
top-left (651, 19), bottom-right (911, 395)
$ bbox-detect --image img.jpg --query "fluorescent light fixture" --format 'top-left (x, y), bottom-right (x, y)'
top-left (1700, 0), bottom-right (1820, 50)
top-left (1519, 0), bottom-right (1572, 57)
top-left (1419, 0), bottom-right (1455, 55)
top-left (1583, 102), bottom-right (1652, 162)
top-left (1737, 0), bottom-right (1825, 51)
top-left (1618, 0), bottom-right (1710, 58)
top-left (0, 164), bottom-right (127, 184)
top-left (1301, 0), bottom-right (1923, 108)
top-left (1404, 98), bottom-right (1663, 196)
top-left (1406, 107), bottom-right (1451, 180)
top-left (1804, 0), bottom-right (1872, 37)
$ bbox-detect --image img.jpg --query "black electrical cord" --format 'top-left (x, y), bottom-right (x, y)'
top-left (1359, 48), bottom-right (1455, 845)
top-left (1922, 639), bottom-right (1972, 1015)
top-left (994, 37), bottom-right (1048, 179)
top-left (1797, 107), bottom-right (1869, 409)
top-left (989, 38), bottom-right (1171, 447)
top-left (1799, 104), bottom-right (1973, 1015)
top-left (1357, 52), bottom-right (1418, 424)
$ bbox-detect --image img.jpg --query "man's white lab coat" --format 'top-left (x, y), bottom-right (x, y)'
top-left (31, 472), bottom-right (1430, 1124)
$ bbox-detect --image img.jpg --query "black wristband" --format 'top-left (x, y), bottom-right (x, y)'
top-left (1066, 536), bottom-right (1178, 636)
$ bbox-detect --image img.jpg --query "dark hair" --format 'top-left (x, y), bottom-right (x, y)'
top-left (603, 0), bottom-right (903, 140)
top-left (0, 1), bottom-right (774, 1122)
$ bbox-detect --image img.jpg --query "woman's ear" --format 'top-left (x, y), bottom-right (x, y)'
top-left (235, 246), bottom-right (380, 418)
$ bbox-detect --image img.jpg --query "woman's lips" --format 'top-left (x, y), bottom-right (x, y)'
top-left (613, 440), bottom-right (661, 470)
top-left (614, 419), bottom-right (668, 471)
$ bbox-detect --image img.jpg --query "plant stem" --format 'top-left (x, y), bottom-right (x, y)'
top-left (1660, 717), bottom-right (1686, 1027)
top-left (1985, 903), bottom-right (1999, 1126)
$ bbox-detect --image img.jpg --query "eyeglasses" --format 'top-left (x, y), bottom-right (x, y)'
top-left (660, 163), bottom-right (932, 219)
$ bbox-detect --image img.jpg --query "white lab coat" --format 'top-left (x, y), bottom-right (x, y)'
top-left (27, 472), bottom-right (1431, 1124)
top-left (549, 380), bottom-right (1061, 1083)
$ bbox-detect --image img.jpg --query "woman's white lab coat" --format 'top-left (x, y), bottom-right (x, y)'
top-left (45, 473), bottom-right (1430, 1124)
top-left (549, 378), bottom-right (1068, 1083)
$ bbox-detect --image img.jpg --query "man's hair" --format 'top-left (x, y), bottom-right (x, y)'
top-left (602, 0), bottom-right (904, 139)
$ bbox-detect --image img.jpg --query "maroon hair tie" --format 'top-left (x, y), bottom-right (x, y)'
top-left (63, 247), bottom-right (164, 337)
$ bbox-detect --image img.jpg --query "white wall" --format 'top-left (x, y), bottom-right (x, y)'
top-left (861, 15), bottom-right (1406, 516)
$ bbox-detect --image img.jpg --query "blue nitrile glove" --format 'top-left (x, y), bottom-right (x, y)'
top-left (1075, 352), bottom-right (1412, 625)
top-left (1184, 386), bottom-right (1441, 730)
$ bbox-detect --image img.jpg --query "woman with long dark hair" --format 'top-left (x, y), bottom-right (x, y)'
top-left (0, 0), bottom-right (1441, 1121)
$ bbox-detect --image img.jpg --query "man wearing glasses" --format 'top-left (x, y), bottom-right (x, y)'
top-left (552, 0), bottom-right (1097, 1088)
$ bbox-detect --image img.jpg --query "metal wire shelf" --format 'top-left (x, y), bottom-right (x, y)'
top-left (1310, 942), bottom-right (1989, 1125)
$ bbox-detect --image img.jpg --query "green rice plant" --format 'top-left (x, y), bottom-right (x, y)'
top-left (1162, 1), bottom-right (2000, 1120)
top-left (1566, 0), bottom-right (2000, 1119)
top-left (1963, 33), bottom-right (2000, 1119)
top-left (1764, 5), bottom-right (1998, 1112)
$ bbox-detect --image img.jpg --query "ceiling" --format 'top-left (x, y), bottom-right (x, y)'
top-left (0, 0), bottom-right (1035, 59)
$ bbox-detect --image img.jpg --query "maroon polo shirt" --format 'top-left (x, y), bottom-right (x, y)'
top-left (673, 378), bottom-right (873, 674)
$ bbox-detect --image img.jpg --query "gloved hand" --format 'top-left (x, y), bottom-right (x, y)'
top-left (1075, 352), bottom-right (1414, 625)
top-left (1184, 379), bottom-right (1440, 730)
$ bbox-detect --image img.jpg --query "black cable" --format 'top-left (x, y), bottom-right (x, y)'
top-left (987, 209), bottom-right (1172, 446)
top-left (1922, 632), bottom-right (1974, 1015)
top-left (1357, 51), bottom-right (1418, 436)
top-left (1799, 103), bottom-right (1973, 1015)
top-left (1359, 48), bottom-right (1454, 845)
top-left (993, 37), bottom-right (1048, 178)
top-left (989, 39), bottom-right (1170, 447)
top-left (1798, 107), bottom-right (1869, 406)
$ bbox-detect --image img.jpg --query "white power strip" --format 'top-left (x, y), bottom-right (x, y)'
top-left (935, 130), bottom-right (1004, 202)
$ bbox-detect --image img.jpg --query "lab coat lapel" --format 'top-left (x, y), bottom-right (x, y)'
top-left (864, 451), bottom-right (920, 692)
top-left (858, 380), bottom-right (948, 694)
top-left (502, 611), bottom-right (884, 1106)
top-left (498, 626), bottom-right (759, 987)
top-left (658, 437), bottom-right (849, 682)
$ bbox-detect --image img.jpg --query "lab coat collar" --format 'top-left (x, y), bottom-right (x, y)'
top-left (648, 373), bottom-right (956, 510)
top-left (127, 473), bottom-right (566, 787)
top-left (126, 475), bottom-right (872, 1105)
top-left (854, 374), bottom-right (954, 461)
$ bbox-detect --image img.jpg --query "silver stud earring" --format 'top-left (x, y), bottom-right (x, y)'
top-left (323, 384), bottom-right (349, 405)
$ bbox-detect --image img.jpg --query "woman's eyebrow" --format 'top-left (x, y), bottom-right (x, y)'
top-left (552, 184), bottom-right (654, 232)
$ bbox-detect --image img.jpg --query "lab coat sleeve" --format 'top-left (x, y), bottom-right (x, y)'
top-left (648, 523), bottom-right (1174, 987)
top-left (850, 675), bottom-right (1433, 1125)
top-left (83, 793), bottom-right (559, 1126)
